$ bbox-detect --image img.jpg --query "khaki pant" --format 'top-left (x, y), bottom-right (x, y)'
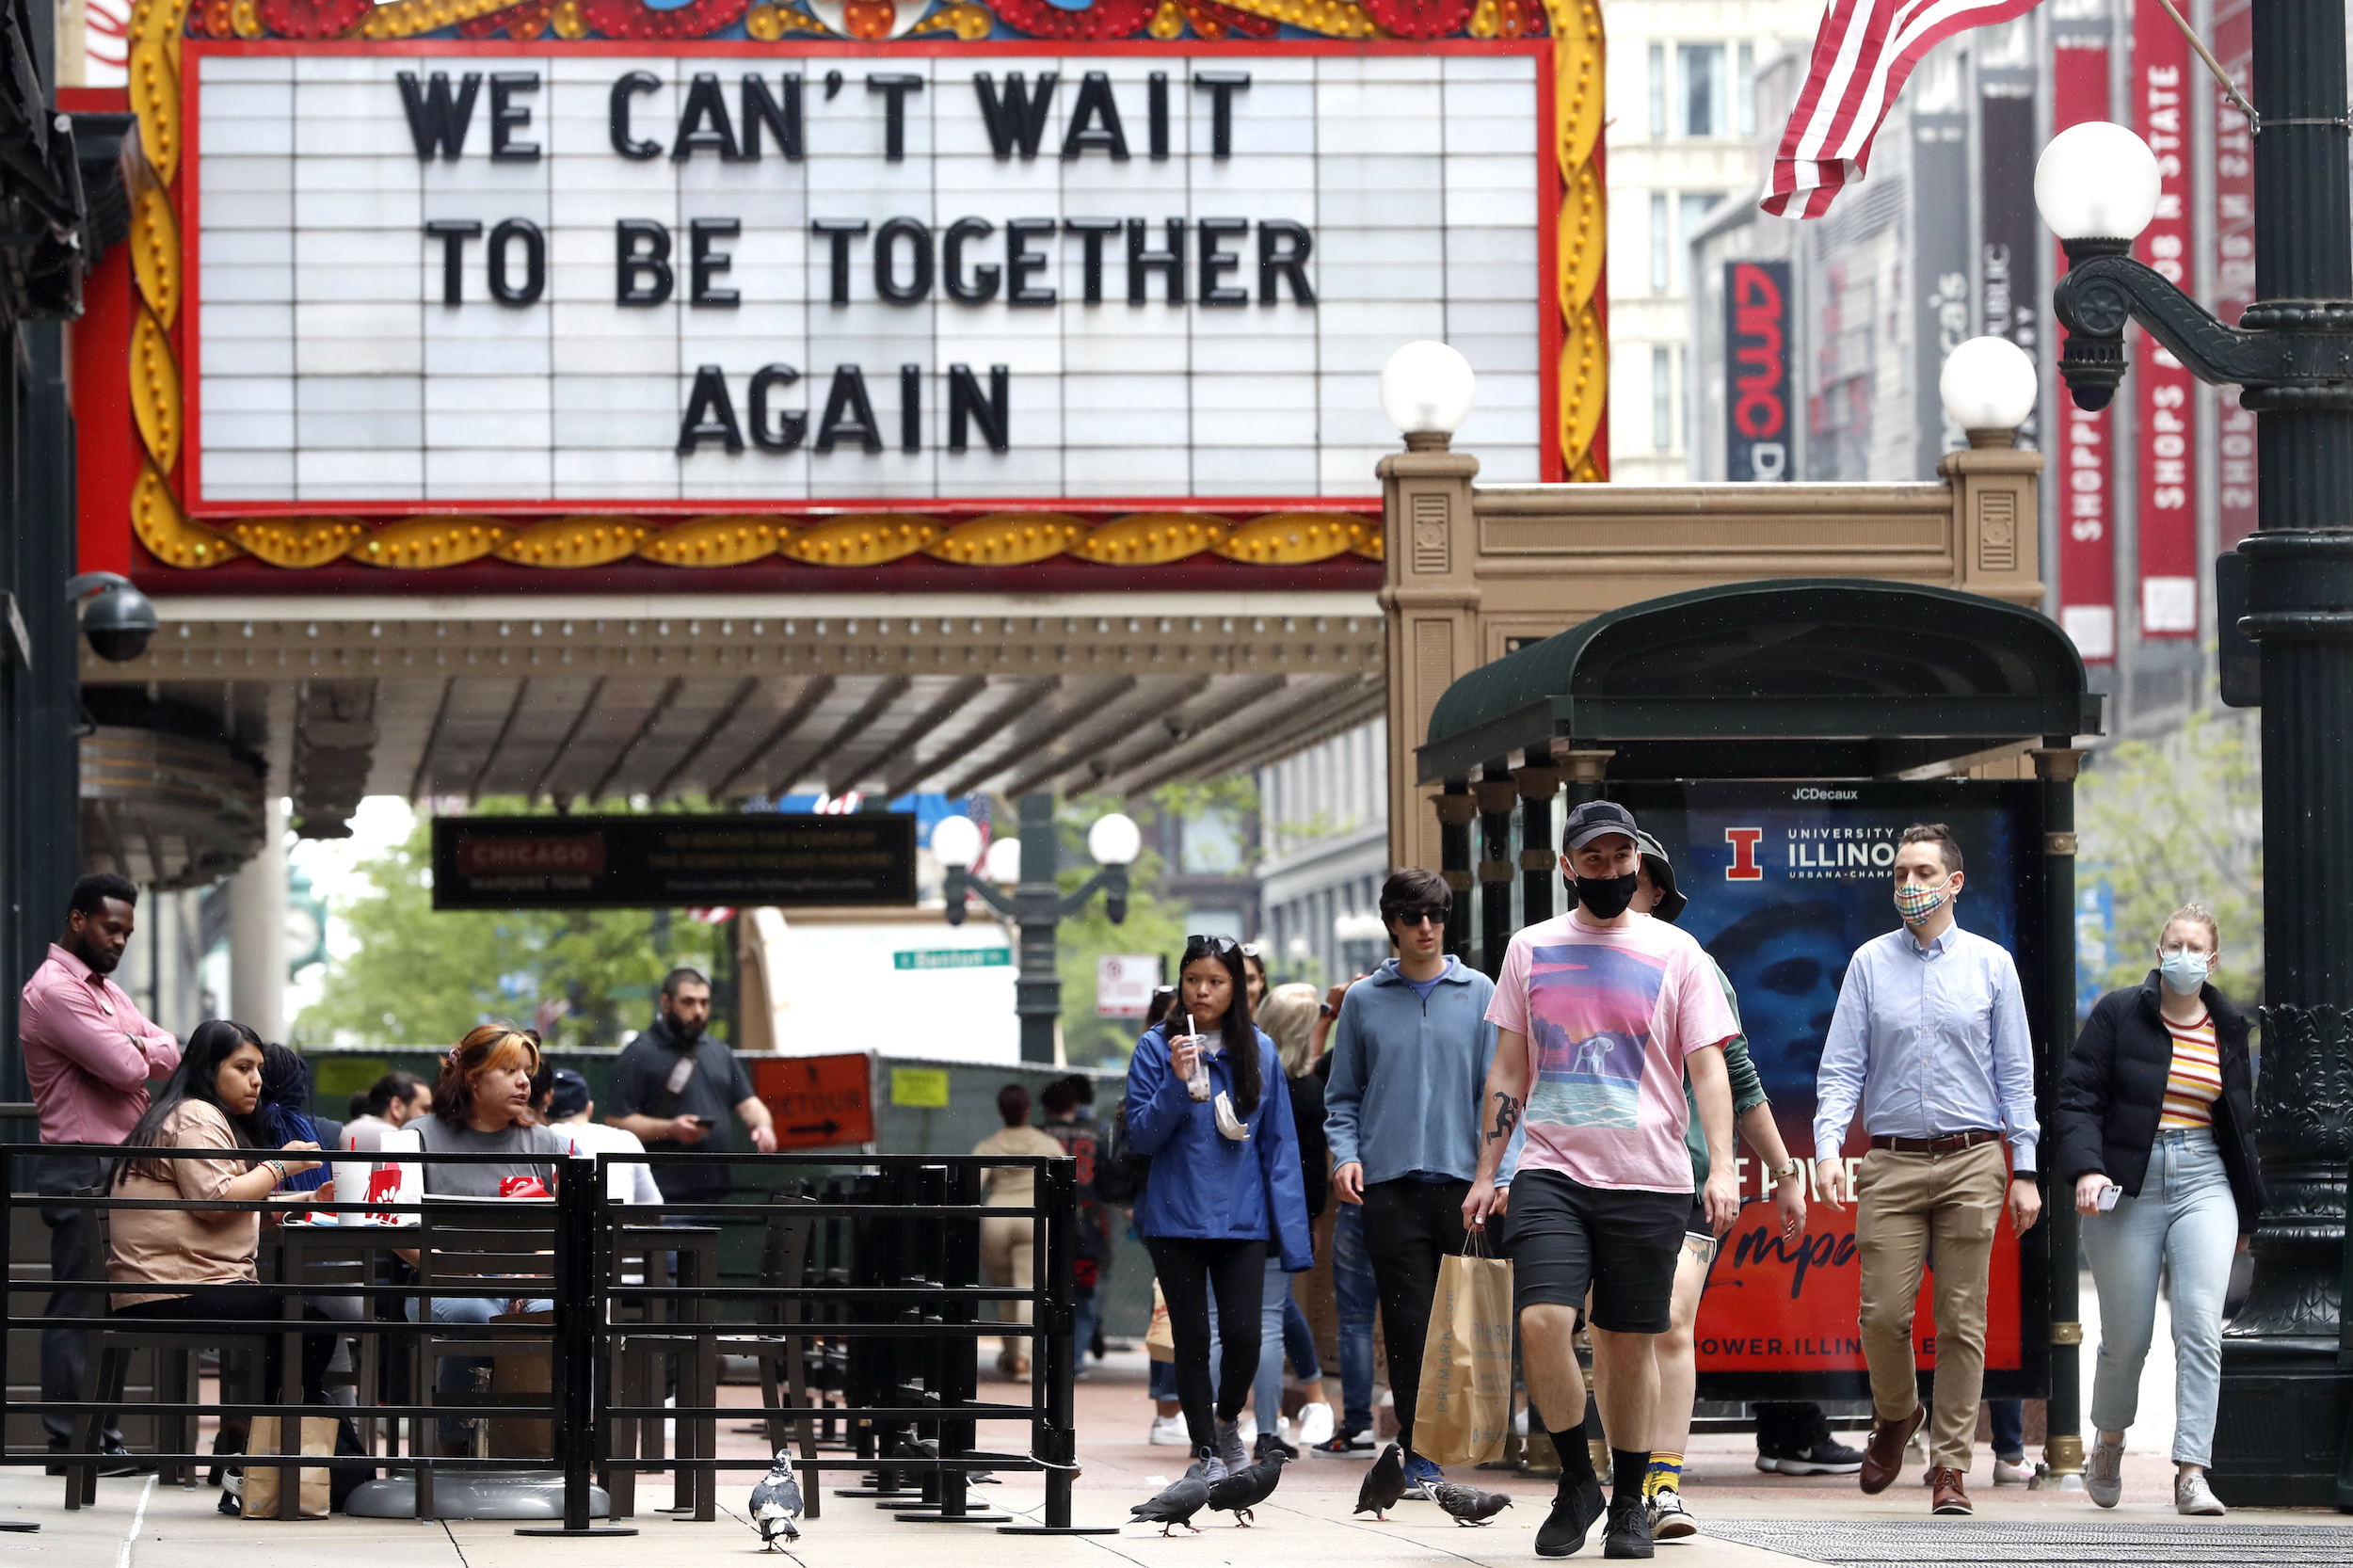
top-left (980, 1214), bottom-right (1035, 1358)
top-left (1854, 1141), bottom-right (2007, 1468)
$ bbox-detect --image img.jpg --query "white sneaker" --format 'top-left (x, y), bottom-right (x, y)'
top-left (1296, 1401), bottom-right (1336, 1447)
top-left (1148, 1415), bottom-right (1190, 1447)
top-left (2085, 1437), bottom-right (2124, 1509)
top-left (1993, 1456), bottom-right (2035, 1485)
top-left (2176, 1471), bottom-right (2226, 1516)
top-left (1648, 1488), bottom-right (1698, 1540)
top-left (1237, 1413), bottom-right (1257, 1446)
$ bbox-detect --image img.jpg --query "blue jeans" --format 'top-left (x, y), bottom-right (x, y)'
top-left (1988, 1400), bottom-right (2024, 1461)
top-left (1252, 1256), bottom-right (1322, 1429)
top-left (1331, 1205), bottom-right (1378, 1437)
top-left (1073, 1284), bottom-right (1099, 1374)
top-left (2081, 1127), bottom-right (2238, 1466)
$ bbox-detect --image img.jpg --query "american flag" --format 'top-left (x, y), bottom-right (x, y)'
top-left (1762, 0), bottom-right (2044, 217)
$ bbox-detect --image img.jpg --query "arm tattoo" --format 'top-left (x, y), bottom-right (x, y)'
top-left (1487, 1091), bottom-right (1523, 1145)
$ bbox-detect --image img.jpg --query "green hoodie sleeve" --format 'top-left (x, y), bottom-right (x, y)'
top-left (1685, 958), bottom-right (1767, 1187)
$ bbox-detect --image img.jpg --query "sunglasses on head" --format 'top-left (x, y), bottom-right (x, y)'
top-left (1387, 905), bottom-right (1449, 928)
top-left (1183, 935), bottom-right (1241, 958)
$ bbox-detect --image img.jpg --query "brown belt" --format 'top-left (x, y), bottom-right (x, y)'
top-left (1869, 1130), bottom-right (2002, 1155)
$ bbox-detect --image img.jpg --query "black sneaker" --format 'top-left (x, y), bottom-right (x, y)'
top-left (1254, 1430), bottom-right (1299, 1463)
top-left (47, 1441), bottom-right (149, 1479)
top-left (1536, 1472), bottom-right (1606, 1559)
top-left (1603, 1499), bottom-right (1655, 1559)
top-left (1774, 1427), bottom-right (1864, 1476)
top-left (1314, 1431), bottom-right (1376, 1457)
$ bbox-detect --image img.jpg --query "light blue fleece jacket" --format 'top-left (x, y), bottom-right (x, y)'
top-left (1323, 956), bottom-right (1520, 1188)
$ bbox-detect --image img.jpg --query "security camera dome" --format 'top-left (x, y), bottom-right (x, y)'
top-left (80, 583), bottom-right (158, 664)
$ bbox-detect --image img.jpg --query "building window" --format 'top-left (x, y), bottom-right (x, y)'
top-left (1675, 191), bottom-right (1723, 295)
top-left (1678, 344), bottom-right (1690, 451)
top-left (1678, 43), bottom-right (1727, 137)
top-left (1179, 809), bottom-right (1244, 874)
top-left (1648, 44), bottom-right (1667, 138)
top-left (1649, 191), bottom-right (1670, 292)
top-left (1737, 42), bottom-right (1756, 136)
top-left (1652, 345), bottom-right (1673, 450)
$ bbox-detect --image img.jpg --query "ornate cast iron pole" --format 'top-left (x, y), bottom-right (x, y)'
top-left (2048, 0), bottom-right (2352, 1507)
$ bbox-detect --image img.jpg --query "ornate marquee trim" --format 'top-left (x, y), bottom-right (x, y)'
top-left (123, 1), bottom-right (1609, 569)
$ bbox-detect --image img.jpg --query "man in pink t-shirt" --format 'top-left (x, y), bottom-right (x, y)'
top-left (1464, 800), bottom-right (1737, 1560)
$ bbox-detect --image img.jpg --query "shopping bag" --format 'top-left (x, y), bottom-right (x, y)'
top-left (1144, 1280), bottom-right (1175, 1363)
top-left (1410, 1232), bottom-right (1514, 1466)
top-left (242, 1415), bottom-right (338, 1518)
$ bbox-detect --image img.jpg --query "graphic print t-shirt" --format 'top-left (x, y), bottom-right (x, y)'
top-left (1485, 910), bottom-right (1740, 1192)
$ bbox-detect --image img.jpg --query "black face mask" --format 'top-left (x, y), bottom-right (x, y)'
top-left (1575, 871), bottom-right (1641, 920)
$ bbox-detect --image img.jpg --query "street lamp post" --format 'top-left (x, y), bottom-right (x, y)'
top-left (933, 793), bottom-right (1140, 1065)
top-left (2040, 17), bottom-right (2353, 1504)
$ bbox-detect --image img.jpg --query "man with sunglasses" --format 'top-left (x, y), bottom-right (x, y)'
top-left (1323, 867), bottom-right (1511, 1500)
top-left (1465, 800), bottom-right (1740, 1560)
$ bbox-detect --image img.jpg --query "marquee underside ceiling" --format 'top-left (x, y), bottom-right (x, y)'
top-left (86, 591), bottom-right (1385, 826)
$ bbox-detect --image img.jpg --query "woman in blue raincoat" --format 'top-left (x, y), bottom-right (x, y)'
top-left (1124, 935), bottom-right (1312, 1483)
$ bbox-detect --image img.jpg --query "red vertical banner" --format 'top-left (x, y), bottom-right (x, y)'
top-left (2054, 38), bottom-right (2116, 664)
top-left (2135, 0), bottom-right (2200, 636)
top-left (2213, 0), bottom-right (2258, 546)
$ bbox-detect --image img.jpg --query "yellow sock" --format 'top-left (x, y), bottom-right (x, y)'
top-left (1644, 1453), bottom-right (1684, 1497)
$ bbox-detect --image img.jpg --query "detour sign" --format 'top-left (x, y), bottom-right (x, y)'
top-left (750, 1053), bottom-right (874, 1150)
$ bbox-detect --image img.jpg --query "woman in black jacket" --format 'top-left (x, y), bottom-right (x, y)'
top-left (2055, 904), bottom-right (2260, 1519)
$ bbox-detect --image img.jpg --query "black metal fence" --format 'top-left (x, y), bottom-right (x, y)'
top-left (5, 1144), bottom-right (1102, 1536)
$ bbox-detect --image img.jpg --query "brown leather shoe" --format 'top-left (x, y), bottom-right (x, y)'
top-left (1858, 1407), bottom-right (1924, 1494)
top-left (1929, 1467), bottom-right (1973, 1515)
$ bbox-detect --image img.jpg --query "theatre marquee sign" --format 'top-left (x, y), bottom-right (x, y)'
top-left (189, 44), bottom-right (1545, 512)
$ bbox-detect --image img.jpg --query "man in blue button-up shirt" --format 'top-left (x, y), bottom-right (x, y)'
top-left (1812, 824), bottom-right (2042, 1517)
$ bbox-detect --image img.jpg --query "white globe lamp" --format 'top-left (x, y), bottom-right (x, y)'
top-left (2034, 122), bottom-right (2162, 245)
top-left (1939, 336), bottom-right (2041, 448)
top-left (1087, 812), bottom-right (1143, 868)
top-left (1379, 341), bottom-right (1478, 448)
top-left (930, 813), bottom-right (981, 871)
top-left (983, 836), bottom-right (1024, 885)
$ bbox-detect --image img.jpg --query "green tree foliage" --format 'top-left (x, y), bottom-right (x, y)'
top-left (2077, 707), bottom-right (2264, 1001)
top-left (295, 809), bottom-right (718, 1049)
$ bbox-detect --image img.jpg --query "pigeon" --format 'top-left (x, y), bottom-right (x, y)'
top-left (1429, 1480), bottom-right (1514, 1527)
top-left (1207, 1450), bottom-right (1289, 1526)
top-left (1353, 1443), bottom-right (1407, 1522)
top-left (750, 1450), bottom-right (803, 1550)
top-left (1129, 1474), bottom-right (1212, 1535)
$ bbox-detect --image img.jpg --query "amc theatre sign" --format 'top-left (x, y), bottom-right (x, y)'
top-left (191, 44), bottom-right (1543, 511)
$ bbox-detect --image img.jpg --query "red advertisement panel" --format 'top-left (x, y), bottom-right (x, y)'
top-left (2213, 0), bottom-right (2258, 547)
top-left (2054, 39), bottom-right (2115, 663)
top-left (2134, 1), bottom-right (2199, 638)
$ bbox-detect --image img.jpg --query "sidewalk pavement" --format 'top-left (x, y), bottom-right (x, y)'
top-left (9, 1348), bottom-right (2344, 1568)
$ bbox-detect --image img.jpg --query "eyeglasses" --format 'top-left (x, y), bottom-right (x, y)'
top-left (1387, 906), bottom-right (1449, 927)
top-left (1183, 935), bottom-right (1241, 957)
top-left (1240, 942), bottom-right (1265, 959)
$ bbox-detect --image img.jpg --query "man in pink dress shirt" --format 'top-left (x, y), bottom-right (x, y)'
top-left (21, 872), bottom-right (180, 1467)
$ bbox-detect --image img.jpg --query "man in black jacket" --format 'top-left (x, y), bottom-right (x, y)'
top-left (607, 967), bottom-right (776, 1204)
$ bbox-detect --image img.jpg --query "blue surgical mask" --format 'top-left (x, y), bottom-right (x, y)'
top-left (2160, 950), bottom-right (2211, 997)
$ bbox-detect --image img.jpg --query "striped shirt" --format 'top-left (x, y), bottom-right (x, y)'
top-left (2158, 1013), bottom-right (2222, 1128)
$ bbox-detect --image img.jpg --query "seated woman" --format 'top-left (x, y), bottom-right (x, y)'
top-left (407, 1024), bottom-right (568, 1438)
top-left (106, 1019), bottom-right (336, 1404)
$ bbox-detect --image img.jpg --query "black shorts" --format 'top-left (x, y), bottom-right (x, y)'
top-left (1686, 1195), bottom-right (1713, 1241)
top-left (1500, 1168), bottom-right (1689, 1334)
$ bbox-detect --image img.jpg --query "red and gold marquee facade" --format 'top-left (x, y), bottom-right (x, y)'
top-left (75, 0), bottom-right (1605, 594)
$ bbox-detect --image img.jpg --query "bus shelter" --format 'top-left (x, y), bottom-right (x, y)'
top-left (1415, 577), bottom-right (2104, 1458)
